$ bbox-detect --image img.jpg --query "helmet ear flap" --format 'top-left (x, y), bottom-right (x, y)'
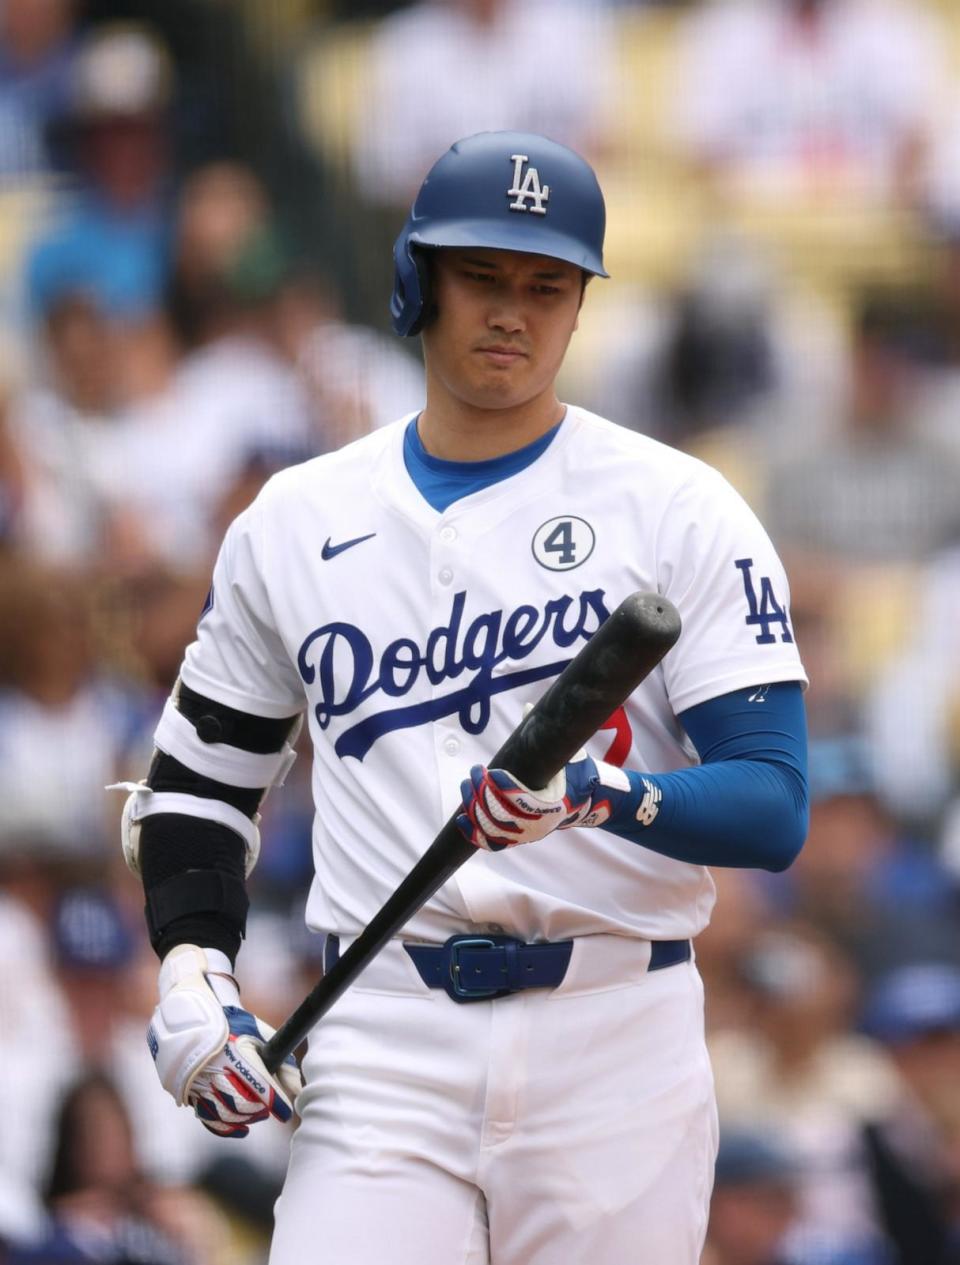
top-left (404, 248), bottom-right (436, 337)
top-left (391, 237), bottom-right (435, 337)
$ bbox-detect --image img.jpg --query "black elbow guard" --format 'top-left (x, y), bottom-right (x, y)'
top-left (123, 682), bottom-right (303, 960)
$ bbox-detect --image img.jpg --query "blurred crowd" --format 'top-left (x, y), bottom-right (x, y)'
top-left (1, 0), bottom-right (960, 1262)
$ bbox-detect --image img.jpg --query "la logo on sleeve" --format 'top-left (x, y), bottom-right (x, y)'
top-left (735, 558), bottom-right (794, 644)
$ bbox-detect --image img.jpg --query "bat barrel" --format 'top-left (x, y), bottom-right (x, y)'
top-left (494, 591), bottom-right (680, 788)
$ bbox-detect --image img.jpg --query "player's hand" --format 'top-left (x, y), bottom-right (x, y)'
top-left (457, 751), bottom-right (631, 851)
top-left (148, 944), bottom-right (302, 1138)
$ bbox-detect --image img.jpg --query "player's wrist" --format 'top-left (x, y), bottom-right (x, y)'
top-left (599, 768), bottom-right (664, 831)
top-left (204, 953), bottom-right (242, 1008)
top-left (158, 943), bottom-right (241, 1007)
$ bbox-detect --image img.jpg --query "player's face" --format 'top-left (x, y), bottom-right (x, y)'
top-left (422, 248), bottom-right (583, 416)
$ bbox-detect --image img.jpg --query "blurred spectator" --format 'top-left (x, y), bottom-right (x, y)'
top-left (706, 1129), bottom-right (800, 1265)
top-left (649, 243), bottom-right (778, 442)
top-left (5, 1071), bottom-right (228, 1263)
top-left (108, 567), bottom-right (211, 700)
top-left (26, 23), bottom-right (174, 325)
top-left (922, 90), bottom-right (960, 249)
top-left (105, 164), bottom-right (315, 568)
top-left (0, 561), bottom-right (152, 855)
top-left (860, 964), bottom-right (960, 1264)
top-left (6, 289), bottom-right (178, 567)
top-left (780, 561), bottom-right (862, 739)
top-left (52, 886), bottom-right (136, 1064)
top-left (0, 882), bottom-right (76, 1204)
top-left (10, 291), bottom-right (118, 562)
top-left (80, 0), bottom-right (335, 254)
top-left (0, 358), bottom-right (28, 546)
top-left (353, 0), bottom-right (616, 207)
top-left (673, 0), bottom-right (946, 206)
top-left (297, 279), bottom-right (424, 444)
top-left (0, 0), bottom-right (78, 180)
top-left (764, 293), bottom-right (960, 564)
top-left (574, 242), bottom-right (778, 443)
top-left (577, 235), bottom-right (845, 465)
top-left (778, 734), bottom-right (959, 982)
top-left (907, 234), bottom-right (960, 467)
top-left (694, 868), bottom-right (780, 1031)
top-left (866, 545), bottom-right (960, 831)
top-left (710, 925), bottom-right (899, 1254)
top-left (8, 24), bottom-right (185, 573)
top-left (165, 162), bottom-right (270, 351)
top-left (707, 1127), bottom-right (894, 1265)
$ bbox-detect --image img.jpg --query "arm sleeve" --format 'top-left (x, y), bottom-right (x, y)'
top-left (600, 682), bottom-right (808, 872)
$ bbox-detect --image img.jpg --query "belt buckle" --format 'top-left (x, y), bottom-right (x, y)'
top-left (449, 936), bottom-right (501, 1000)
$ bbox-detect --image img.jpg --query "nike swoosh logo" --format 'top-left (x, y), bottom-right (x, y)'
top-left (321, 532), bottom-right (377, 560)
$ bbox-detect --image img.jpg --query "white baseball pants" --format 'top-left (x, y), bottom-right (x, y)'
top-left (269, 934), bottom-right (717, 1265)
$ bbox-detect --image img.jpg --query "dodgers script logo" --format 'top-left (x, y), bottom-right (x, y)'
top-left (508, 154), bottom-right (550, 215)
top-left (298, 589), bottom-right (610, 760)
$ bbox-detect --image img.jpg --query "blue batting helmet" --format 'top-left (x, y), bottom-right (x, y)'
top-left (390, 131), bottom-right (608, 337)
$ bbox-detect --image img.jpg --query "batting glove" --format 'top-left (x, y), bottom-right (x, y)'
top-left (149, 944), bottom-right (302, 1138)
top-left (457, 751), bottom-right (634, 852)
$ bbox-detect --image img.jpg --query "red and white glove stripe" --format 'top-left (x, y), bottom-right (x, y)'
top-left (457, 765), bottom-right (591, 851)
top-left (186, 1007), bottom-right (296, 1138)
top-left (456, 752), bottom-right (632, 852)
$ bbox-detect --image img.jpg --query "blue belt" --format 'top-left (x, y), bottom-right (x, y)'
top-left (324, 933), bottom-right (691, 1005)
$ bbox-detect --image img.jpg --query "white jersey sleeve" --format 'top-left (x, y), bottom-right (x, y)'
top-left (180, 499), bottom-right (305, 717)
top-left (658, 463), bottom-right (806, 715)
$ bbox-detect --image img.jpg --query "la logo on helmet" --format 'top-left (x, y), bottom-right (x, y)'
top-left (507, 154), bottom-right (550, 215)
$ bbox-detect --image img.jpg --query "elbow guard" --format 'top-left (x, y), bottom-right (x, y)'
top-left (116, 679), bottom-right (302, 878)
top-left (111, 683), bottom-right (302, 960)
top-left (118, 779), bottom-right (263, 877)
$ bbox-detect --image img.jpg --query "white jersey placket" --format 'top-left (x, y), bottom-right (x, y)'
top-left (428, 512), bottom-right (468, 822)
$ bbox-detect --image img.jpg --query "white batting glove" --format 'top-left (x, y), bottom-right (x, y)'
top-left (457, 752), bottom-right (633, 852)
top-left (149, 944), bottom-right (302, 1138)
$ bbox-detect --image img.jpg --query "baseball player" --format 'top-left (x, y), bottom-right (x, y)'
top-left (119, 132), bottom-right (809, 1264)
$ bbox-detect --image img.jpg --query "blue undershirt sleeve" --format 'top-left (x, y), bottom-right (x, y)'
top-left (600, 682), bottom-right (809, 871)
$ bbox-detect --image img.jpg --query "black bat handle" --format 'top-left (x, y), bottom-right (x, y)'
top-left (261, 592), bottom-right (680, 1072)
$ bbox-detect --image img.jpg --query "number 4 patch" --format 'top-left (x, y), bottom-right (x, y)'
top-left (734, 558), bottom-right (793, 644)
top-left (532, 516), bottom-right (596, 571)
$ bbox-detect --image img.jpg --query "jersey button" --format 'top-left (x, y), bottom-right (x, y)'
top-left (438, 567), bottom-right (454, 586)
top-left (440, 525), bottom-right (457, 543)
top-left (443, 736), bottom-right (460, 756)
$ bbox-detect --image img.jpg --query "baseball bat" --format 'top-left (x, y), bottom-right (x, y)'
top-left (261, 590), bottom-right (681, 1073)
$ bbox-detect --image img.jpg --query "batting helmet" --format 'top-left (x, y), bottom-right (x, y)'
top-left (390, 131), bottom-right (608, 337)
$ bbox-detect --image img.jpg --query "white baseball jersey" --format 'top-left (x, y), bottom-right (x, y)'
top-left (180, 406), bottom-right (806, 945)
